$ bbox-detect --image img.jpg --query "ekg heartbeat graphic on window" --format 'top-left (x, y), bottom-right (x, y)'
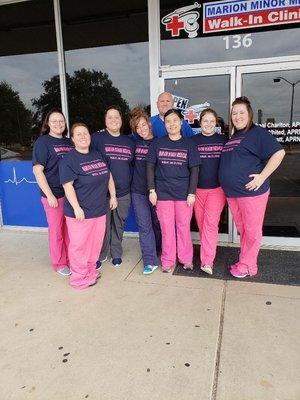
top-left (4, 167), bottom-right (37, 186)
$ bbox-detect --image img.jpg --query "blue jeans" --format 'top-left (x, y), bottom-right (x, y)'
top-left (132, 192), bottom-right (161, 266)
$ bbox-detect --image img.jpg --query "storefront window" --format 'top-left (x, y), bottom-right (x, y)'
top-left (0, 0), bottom-right (59, 160)
top-left (241, 69), bottom-right (300, 238)
top-left (160, 0), bottom-right (300, 66)
top-left (61, 0), bottom-right (149, 132)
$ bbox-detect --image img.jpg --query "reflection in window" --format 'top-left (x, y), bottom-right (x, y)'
top-left (61, 0), bottom-right (149, 132)
top-left (165, 75), bottom-right (230, 135)
top-left (0, 0), bottom-right (59, 160)
top-left (243, 69), bottom-right (300, 152)
top-left (242, 70), bottom-right (300, 238)
top-left (64, 43), bottom-right (150, 132)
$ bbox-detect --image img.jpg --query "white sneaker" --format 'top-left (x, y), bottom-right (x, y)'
top-left (201, 265), bottom-right (213, 275)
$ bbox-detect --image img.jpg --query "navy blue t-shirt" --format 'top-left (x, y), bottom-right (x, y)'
top-left (91, 130), bottom-right (135, 198)
top-left (32, 134), bottom-right (73, 198)
top-left (146, 136), bottom-right (201, 200)
top-left (59, 149), bottom-right (109, 219)
top-left (219, 125), bottom-right (283, 197)
top-left (192, 132), bottom-right (227, 189)
top-left (131, 137), bottom-right (154, 195)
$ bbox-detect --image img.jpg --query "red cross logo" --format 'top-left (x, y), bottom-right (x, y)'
top-left (166, 15), bottom-right (184, 37)
top-left (183, 109), bottom-right (199, 124)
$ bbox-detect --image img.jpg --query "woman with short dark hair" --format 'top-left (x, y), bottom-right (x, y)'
top-left (91, 105), bottom-right (135, 268)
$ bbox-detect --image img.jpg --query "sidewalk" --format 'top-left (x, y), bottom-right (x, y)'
top-left (0, 230), bottom-right (299, 400)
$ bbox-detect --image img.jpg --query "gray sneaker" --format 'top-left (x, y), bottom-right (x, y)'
top-left (57, 266), bottom-right (71, 276)
top-left (183, 263), bottom-right (193, 270)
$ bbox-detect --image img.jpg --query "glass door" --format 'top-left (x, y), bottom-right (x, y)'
top-left (236, 62), bottom-right (300, 246)
top-left (161, 66), bottom-right (236, 242)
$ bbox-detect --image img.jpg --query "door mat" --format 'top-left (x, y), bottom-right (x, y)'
top-left (173, 245), bottom-right (300, 286)
top-left (263, 226), bottom-right (299, 237)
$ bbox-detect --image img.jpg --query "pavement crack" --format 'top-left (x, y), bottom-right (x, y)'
top-left (211, 280), bottom-right (227, 400)
top-left (123, 257), bottom-right (142, 281)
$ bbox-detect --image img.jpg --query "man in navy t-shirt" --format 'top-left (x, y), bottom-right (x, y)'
top-left (150, 92), bottom-right (194, 138)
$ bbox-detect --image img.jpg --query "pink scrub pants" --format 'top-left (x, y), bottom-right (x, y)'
top-left (41, 196), bottom-right (69, 271)
top-left (66, 215), bottom-right (106, 290)
top-left (227, 190), bottom-right (270, 276)
top-left (194, 187), bottom-right (226, 267)
top-left (156, 200), bottom-right (194, 269)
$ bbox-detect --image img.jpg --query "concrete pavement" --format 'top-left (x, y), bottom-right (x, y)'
top-left (0, 230), bottom-right (299, 400)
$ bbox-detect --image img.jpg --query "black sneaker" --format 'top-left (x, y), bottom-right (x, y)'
top-left (96, 256), bottom-right (107, 270)
top-left (112, 258), bottom-right (122, 267)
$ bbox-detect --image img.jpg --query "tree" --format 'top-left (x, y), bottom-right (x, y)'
top-left (32, 69), bottom-right (130, 132)
top-left (0, 81), bottom-right (33, 146)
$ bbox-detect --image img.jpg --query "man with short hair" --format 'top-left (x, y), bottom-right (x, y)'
top-left (150, 92), bottom-right (194, 138)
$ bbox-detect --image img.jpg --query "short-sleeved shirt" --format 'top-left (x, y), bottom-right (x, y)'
top-left (59, 149), bottom-right (109, 219)
top-left (91, 130), bottom-right (135, 198)
top-left (32, 134), bottom-right (73, 198)
top-left (219, 125), bottom-right (283, 197)
top-left (192, 132), bottom-right (227, 189)
top-left (131, 137), bottom-right (154, 195)
top-left (146, 136), bottom-right (201, 200)
top-left (150, 114), bottom-right (194, 138)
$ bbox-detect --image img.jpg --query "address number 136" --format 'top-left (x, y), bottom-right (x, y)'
top-left (223, 34), bottom-right (253, 50)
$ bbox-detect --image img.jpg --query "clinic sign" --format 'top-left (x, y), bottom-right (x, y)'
top-left (203, 0), bottom-right (300, 33)
top-left (161, 1), bottom-right (300, 38)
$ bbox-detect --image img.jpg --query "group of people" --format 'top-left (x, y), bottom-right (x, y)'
top-left (32, 92), bottom-right (285, 290)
